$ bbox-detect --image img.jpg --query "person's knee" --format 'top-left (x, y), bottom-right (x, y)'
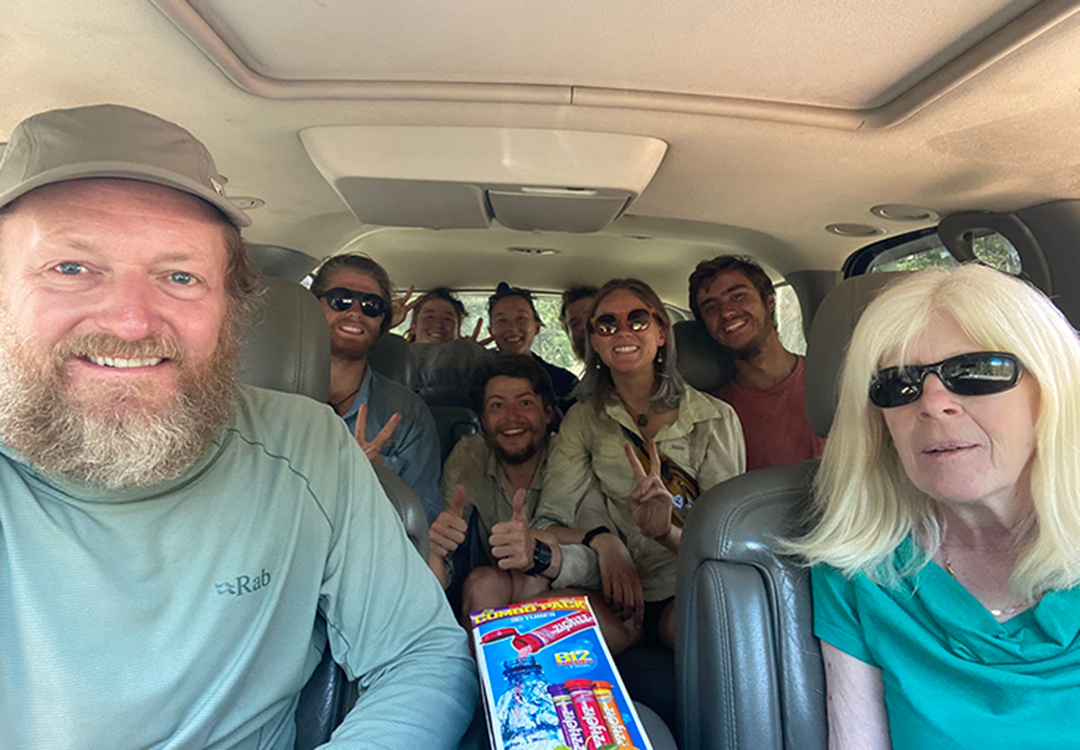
top-left (462, 565), bottom-right (512, 606)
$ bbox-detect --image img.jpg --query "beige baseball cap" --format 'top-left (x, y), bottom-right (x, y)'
top-left (0, 103), bottom-right (250, 227)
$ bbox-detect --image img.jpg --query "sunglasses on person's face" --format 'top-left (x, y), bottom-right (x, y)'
top-left (318, 287), bottom-right (388, 318)
top-left (869, 351), bottom-right (1023, 408)
top-left (590, 308), bottom-right (656, 337)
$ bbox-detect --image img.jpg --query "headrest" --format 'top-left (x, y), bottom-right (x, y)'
top-left (239, 277), bottom-right (331, 402)
top-left (246, 243), bottom-right (319, 283)
top-left (410, 339), bottom-right (494, 407)
top-left (368, 333), bottom-right (414, 385)
top-left (673, 320), bottom-right (735, 394)
top-left (804, 272), bottom-right (908, 436)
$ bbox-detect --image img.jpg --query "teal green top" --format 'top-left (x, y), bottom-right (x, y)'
top-left (812, 539), bottom-right (1080, 750)
top-left (0, 385), bottom-right (476, 749)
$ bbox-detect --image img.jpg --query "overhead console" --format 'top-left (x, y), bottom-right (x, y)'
top-left (300, 126), bottom-right (667, 233)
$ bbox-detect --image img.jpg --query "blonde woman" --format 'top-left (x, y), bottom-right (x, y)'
top-left (791, 265), bottom-right (1080, 749)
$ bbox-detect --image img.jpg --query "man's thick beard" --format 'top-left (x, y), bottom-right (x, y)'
top-left (0, 328), bottom-right (238, 489)
top-left (488, 432), bottom-right (544, 467)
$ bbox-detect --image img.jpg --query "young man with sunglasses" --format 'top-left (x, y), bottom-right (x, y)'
top-left (689, 255), bottom-right (825, 471)
top-left (311, 254), bottom-right (443, 522)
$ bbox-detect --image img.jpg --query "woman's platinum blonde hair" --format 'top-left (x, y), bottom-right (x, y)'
top-left (789, 264), bottom-right (1080, 601)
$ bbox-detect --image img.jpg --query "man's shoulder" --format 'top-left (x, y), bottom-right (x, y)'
top-left (232, 384), bottom-right (350, 450)
top-left (443, 432), bottom-right (490, 471)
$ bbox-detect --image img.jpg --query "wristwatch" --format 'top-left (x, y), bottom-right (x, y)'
top-left (525, 539), bottom-right (553, 577)
top-left (581, 525), bottom-right (612, 550)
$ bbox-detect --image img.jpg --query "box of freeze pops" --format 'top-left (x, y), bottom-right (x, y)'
top-left (471, 596), bottom-right (653, 750)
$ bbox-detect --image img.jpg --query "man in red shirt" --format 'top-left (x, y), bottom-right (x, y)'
top-left (689, 256), bottom-right (825, 471)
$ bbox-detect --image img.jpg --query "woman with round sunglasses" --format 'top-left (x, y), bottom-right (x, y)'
top-left (535, 278), bottom-right (745, 649)
top-left (788, 265), bottom-right (1080, 750)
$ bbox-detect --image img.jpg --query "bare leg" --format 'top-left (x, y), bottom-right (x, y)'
top-left (658, 600), bottom-right (677, 650)
top-left (461, 565), bottom-right (513, 624)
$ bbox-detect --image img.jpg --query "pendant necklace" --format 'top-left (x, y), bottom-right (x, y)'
top-left (942, 557), bottom-right (1028, 617)
top-left (636, 412), bottom-right (648, 428)
top-left (330, 385), bottom-right (361, 413)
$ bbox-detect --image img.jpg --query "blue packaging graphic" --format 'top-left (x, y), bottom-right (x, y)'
top-left (471, 597), bottom-right (653, 750)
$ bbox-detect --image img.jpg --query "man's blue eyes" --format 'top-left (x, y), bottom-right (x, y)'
top-left (170, 271), bottom-right (194, 285)
top-left (57, 262), bottom-right (84, 275)
top-left (53, 265), bottom-right (194, 286)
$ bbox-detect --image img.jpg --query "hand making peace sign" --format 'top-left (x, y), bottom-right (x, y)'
top-left (624, 439), bottom-right (675, 541)
top-left (354, 403), bottom-right (402, 464)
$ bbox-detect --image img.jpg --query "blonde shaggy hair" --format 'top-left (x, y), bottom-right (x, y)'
top-left (789, 264), bottom-right (1080, 601)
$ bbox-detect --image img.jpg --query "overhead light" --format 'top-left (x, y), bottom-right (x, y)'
top-left (870, 204), bottom-right (938, 221)
top-left (826, 223), bottom-right (885, 237)
top-left (230, 196), bottom-right (265, 210)
top-left (506, 246), bottom-right (560, 256)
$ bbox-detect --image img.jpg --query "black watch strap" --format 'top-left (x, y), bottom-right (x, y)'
top-left (525, 539), bottom-right (553, 577)
top-left (582, 525), bottom-right (612, 550)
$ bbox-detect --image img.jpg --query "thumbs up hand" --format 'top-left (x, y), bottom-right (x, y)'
top-left (429, 484), bottom-right (470, 561)
top-left (489, 489), bottom-right (535, 571)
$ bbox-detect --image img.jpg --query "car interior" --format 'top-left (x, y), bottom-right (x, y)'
top-left (11, 0), bottom-right (1080, 747)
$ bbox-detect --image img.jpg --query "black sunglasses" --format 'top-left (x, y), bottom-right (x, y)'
top-left (869, 351), bottom-right (1023, 408)
top-left (590, 308), bottom-right (656, 337)
top-left (317, 287), bottom-right (388, 318)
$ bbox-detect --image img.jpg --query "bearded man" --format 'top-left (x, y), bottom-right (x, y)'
top-left (428, 355), bottom-right (639, 654)
top-left (0, 104), bottom-right (475, 749)
top-left (689, 255), bottom-right (825, 471)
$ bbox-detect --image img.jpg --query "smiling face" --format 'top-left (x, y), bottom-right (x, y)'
top-left (411, 296), bottom-right (460, 344)
top-left (0, 178), bottom-right (238, 487)
top-left (481, 375), bottom-right (552, 465)
top-left (880, 315), bottom-right (1039, 514)
top-left (490, 295), bottom-right (541, 355)
top-left (696, 269), bottom-right (776, 359)
top-left (318, 268), bottom-right (386, 360)
top-left (590, 288), bottom-right (665, 376)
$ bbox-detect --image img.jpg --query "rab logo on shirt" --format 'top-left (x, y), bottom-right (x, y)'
top-left (215, 568), bottom-right (272, 597)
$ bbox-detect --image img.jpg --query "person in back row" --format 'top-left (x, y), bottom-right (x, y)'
top-left (408, 286), bottom-right (467, 344)
top-left (489, 281), bottom-right (578, 414)
top-left (0, 103), bottom-right (474, 749)
top-left (310, 254), bottom-right (444, 521)
top-left (689, 255), bottom-right (825, 471)
top-left (428, 355), bottom-right (639, 653)
top-left (561, 284), bottom-right (598, 362)
top-left (535, 278), bottom-right (746, 648)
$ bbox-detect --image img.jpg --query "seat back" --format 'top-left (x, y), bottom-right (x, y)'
top-left (676, 462), bottom-right (825, 750)
top-left (429, 404), bottom-right (482, 463)
top-left (675, 272), bottom-right (907, 750)
top-left (673, 319), bottom-right (735, 394)
top-left (368, 332), bottom-right (414, 386)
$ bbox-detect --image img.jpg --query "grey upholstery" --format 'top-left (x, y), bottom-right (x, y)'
top-left (368, 332), bottom-right (414, 386)
top-left (673, 320), bottom-right (735, 394)
top-left (675, 461), bottom-right (825, 750)
top-left (233, 276), bottom-right (433, 750)
top-left (675, 273), bottom-right (908, 750)
top-left (239, 276), bottom-right (331, 401)
top-left (246, 243), bottom-right (319, 283)
top-left (803, 272), bottom-right (906, 436)
top-left (411, 339), bottom-right (493, 407)
top-left (430, 404), bottom-right (482, 463)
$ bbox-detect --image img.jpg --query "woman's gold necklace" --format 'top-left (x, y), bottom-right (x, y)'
top-left (942, 558), bottom-right (1028, 617)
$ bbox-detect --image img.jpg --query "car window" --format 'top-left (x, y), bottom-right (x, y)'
top-left (775, 283), bottom-right (807, 356)
top-left (854, 228), bottom-right (1022, 276)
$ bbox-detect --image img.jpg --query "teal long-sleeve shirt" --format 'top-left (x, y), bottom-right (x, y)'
top-left (0, 385), bottom-right (476, 749)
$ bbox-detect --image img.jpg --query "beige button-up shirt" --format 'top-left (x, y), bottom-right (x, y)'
top-left (535, 387), bottom-right (746, 601)
top-left (440, 434), bottom-right (600, 589)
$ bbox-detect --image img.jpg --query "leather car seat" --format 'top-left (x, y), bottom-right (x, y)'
top-left (674, 272), bottom-right (904, 750)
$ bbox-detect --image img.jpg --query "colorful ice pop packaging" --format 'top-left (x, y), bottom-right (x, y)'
top-left (480, 611), bottom-right (594, 656)
top-left (592, 681), bottom-right (634, 748)
top-left (547, 684), bottom-right (588, 750)
top-left (564, 678), bottom-right (613, 749)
